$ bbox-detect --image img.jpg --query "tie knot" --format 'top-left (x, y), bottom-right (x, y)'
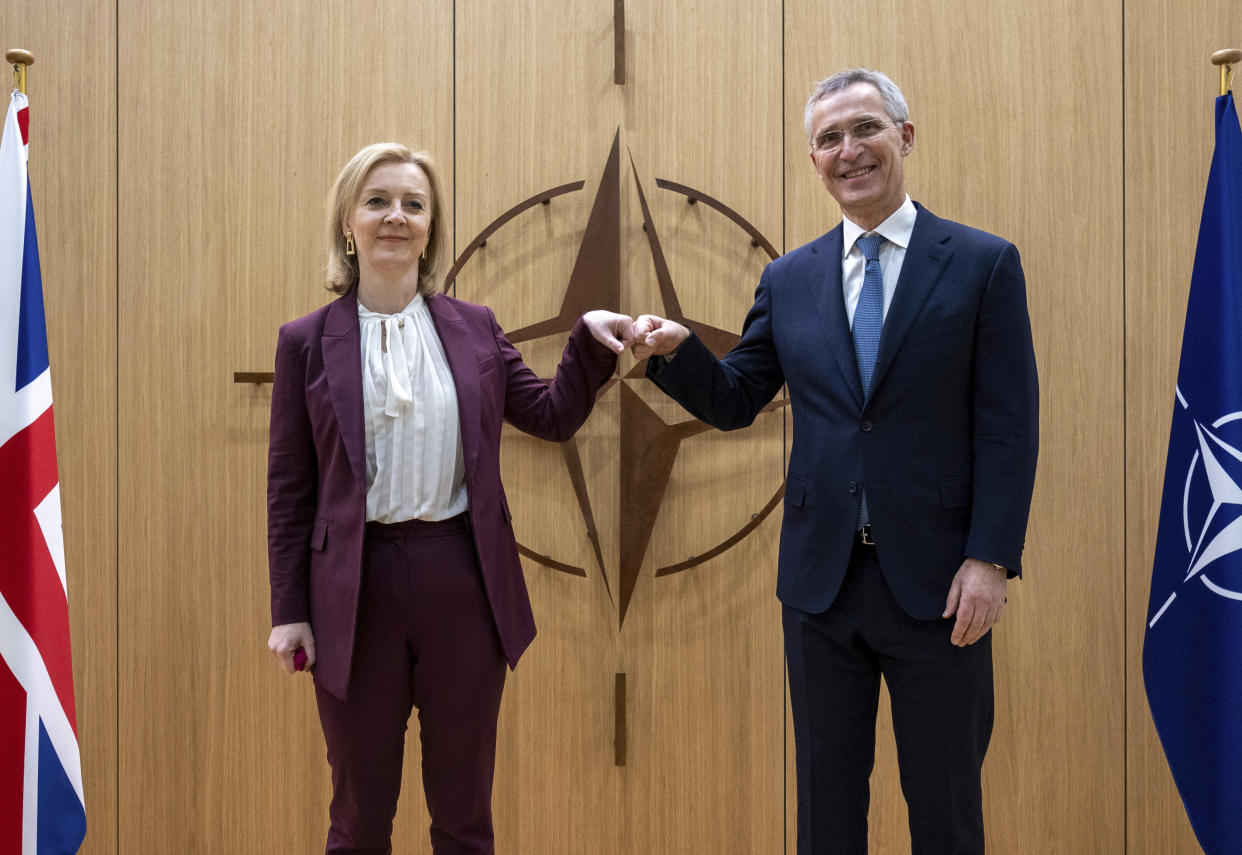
top-left (857, 233), bottom-right (885, 262)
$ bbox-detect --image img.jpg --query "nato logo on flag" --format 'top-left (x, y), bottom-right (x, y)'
top-left (1144, 90), bottom-right (1242, 855)
top-left (1148, 398), bottom-right (1242, 628)
top-left (1144, 381), bottom-right (1242, 854)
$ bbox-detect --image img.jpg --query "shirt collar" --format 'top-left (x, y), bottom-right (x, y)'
top-left (358, 292), bottom-right (424, 321)
top-left (841, 195), bottom-right (916, 258)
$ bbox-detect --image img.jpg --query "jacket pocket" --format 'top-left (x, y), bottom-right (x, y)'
top-left (310, 518), bottom-right (329, 551)
top-left (907, 311), bottom-right (973, 346)
top-left (785, 475), bottom-right (807, 508)
top-left (477, 351), bottom-right (499, 375)
top-left (938, 476), bottom-right (972, 509)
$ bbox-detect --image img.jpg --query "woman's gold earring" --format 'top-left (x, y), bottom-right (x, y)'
top-left (420, 246), bottom-right (427, 263)
top-left (345, 232), bottom-right (356, 257)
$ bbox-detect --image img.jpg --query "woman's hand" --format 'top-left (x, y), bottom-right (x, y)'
top-left (268, 622), bottom-right (316, 675)
top-left (582, 310), bottom-right (635, 354)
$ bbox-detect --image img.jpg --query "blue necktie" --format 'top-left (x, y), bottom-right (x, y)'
top-left (853, 233), bottom-right (886, 396)
top-left (853, 233), bottom-right (885, 527)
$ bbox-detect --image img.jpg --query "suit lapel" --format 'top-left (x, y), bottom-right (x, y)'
top-left (426, 293), bottom-right (481, 480)
top-left (811, 227), bottom-right (865, 408)
top-left (868, 205), bottom-right (953, 399)
top-left (321, 290), bottom-right (367, 488)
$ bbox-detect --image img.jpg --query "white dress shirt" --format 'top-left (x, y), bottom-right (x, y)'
top-left (841, 195), bottom-right (918, 325)
top-left (358, 294), bottom-right (468, 523)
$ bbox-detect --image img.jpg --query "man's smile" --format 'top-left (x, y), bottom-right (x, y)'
top-left (840, 165), bottom-right (877, 179)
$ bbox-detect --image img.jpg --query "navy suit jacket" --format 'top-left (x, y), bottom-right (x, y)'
top-left (267, 289), bottom-right (616, 700)
top-left (648, 204), bottom-right (1039, 619)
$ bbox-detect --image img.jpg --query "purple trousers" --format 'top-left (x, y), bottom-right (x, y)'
top-left (314, 515), bottom-right (507, 855)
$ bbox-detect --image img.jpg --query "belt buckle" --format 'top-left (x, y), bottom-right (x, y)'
top-left (859, 524), bottom-right (875, 546)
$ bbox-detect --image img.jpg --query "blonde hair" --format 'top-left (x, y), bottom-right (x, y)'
top-left (324, 143), bottom-right (449, 297)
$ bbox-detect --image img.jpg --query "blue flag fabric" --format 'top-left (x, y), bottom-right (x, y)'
top-left (1144, 92), bottom-right (1242, 855)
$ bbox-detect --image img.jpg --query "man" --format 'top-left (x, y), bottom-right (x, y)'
top-left (632, 69), bottom-right (1038, 854)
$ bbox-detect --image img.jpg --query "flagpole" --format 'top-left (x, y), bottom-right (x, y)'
top-left (1213, 49), bottom-right (1242, 97)
top-left (5, 48), bottom-right (33, 95)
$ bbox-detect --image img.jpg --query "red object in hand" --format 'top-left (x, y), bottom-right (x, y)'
top-left (293, 648), bottom-right (307, 671)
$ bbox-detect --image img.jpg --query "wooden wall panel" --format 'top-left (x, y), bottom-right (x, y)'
top-left (784, 1), bottom-right (1125, 851)
top-left (456, 2), bottom-right (786, 852)
top-left (1124, 8), bottom-right (1242, 854)
top-left (455, 3), bottom-right (626, 852)
top-left (1, 3), bottom-right (118, 853)
top-left (624, 4), bottom-right (785, 852)
top-left (116, 2), bottom-right (451, 851)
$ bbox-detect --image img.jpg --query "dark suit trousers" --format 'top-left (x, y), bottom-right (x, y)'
top-left (784, 538), bottom-right (994, 855)
top-left (313, 515), bottom-right (507, 855)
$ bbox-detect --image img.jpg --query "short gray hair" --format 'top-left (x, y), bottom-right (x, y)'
top-left (803, 69), bottom-right (910, 144)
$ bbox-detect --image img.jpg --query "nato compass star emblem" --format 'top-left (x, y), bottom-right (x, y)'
top-left (446, 131), bottom-right (789, 630)
top-left (1149, 388), bottom-right (1242, 628)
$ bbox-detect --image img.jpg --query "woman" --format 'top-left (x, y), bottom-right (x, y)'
top-left (266, 142), bottom-right (632, 854)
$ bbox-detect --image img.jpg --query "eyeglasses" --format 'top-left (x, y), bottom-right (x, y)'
top-left (810, 118), bottom-right (894, 153)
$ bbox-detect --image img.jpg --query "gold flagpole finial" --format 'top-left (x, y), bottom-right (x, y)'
top-left (6, 49), bottom-right (33, 95)
top-left (1212, 49), bottom-right (1242, 97)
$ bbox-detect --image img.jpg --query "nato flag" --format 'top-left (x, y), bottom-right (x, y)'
top-left (1143, 91), bottom-right (1242, 855)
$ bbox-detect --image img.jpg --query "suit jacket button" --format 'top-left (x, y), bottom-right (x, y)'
top-left (848, 481), bottom-right (858, 493)
top-left (860, 420), bottom-right (872, 432)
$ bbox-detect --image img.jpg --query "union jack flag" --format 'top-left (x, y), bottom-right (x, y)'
top-left (0, 89), bottom-right (86, 853)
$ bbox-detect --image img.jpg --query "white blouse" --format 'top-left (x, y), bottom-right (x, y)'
top-left (358, 294), bottom-right (468, 523)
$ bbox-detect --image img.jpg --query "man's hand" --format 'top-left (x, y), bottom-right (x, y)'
top-left (942, 558), bottom-right (1007, 646)
top-left (582, 310), bottom-right (635, 354)
top-left (268, 622), bottom-right (316, 674)
top-left (631, 314), bottom-right (691, 360)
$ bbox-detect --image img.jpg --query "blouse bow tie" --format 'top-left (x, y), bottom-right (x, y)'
top-left (359, 298), bottom-right (428, 418)
top-left (379, 315), bottom-right (414, 417)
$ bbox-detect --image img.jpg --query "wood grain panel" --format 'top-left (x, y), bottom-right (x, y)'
top-left (1124, 7), bottom-right (1242, 853)
top-left (456, 1), bottom-right (786, 851)
top-left (624, 3), bottom-right (785, 853)
top-left (1, 3), bottom-right (118, 853)
top-left (455, 3), bottom-right (626, 851)
top-left (116, 2), bottom-right (451, 851)
top-left (785, 1), bottom-right (1125, 851)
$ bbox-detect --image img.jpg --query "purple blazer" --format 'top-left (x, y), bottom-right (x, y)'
top-left (267, 289), bottom-right (616, 700)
